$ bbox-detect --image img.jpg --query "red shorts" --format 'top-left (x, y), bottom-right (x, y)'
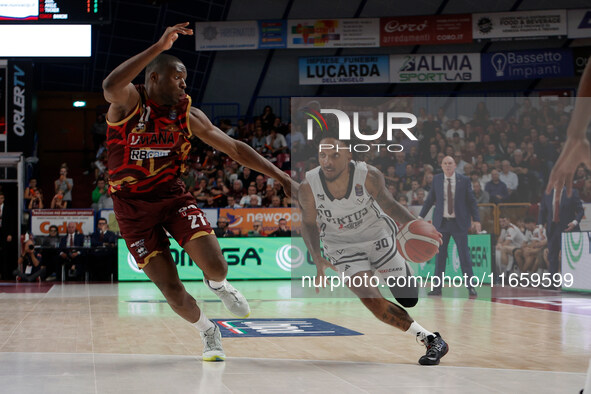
top-left (112, 192), bottom-right (214, 268)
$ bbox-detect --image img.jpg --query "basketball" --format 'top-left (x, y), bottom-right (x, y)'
top-left (396, 220), bottom-right (442, 263)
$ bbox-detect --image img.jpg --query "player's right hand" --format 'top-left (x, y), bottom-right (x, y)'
top-left (546, 136), bottom-right (591, 196)
top-left (313, 257), bottom-right (337, 294)
top-left (157, 22), bottom-right (194, 51)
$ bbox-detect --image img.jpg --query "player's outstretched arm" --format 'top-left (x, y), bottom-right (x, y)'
top-left (102, 23), bottom-right (193, 119)
top-left (365, 165), bottom-right (415, 224)
top-left (189, 107), bottom-right (297, 197)
top-left (547, 56), bottom-right (591, 196)
top-left (298, 181), bottom-right (336, 293)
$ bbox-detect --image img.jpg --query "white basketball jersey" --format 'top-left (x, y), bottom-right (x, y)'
top-left (305, 161), bottom-right (396, 246)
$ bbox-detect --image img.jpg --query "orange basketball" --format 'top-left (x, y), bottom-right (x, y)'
top-left (396, 220), bottom-right (442, 263)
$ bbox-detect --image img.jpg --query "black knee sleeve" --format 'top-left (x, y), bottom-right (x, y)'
top-left (396, 296), bottom-right (419, 308)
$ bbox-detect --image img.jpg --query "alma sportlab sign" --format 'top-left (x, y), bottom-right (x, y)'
top-left (215, 318), bottom-right (362, 337)
top-left (389, 53), bottom-right (481, 83)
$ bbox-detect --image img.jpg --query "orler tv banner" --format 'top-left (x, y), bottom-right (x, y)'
top-left (7, 62), bottom-right (34, 156)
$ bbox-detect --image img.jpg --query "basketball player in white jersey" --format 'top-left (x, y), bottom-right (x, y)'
top-left (298, 137), bottom-right (448, 365)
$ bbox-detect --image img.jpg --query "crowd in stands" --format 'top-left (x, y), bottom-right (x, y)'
top-left (12, 98), bottom-right (591, 281)
top-left (163, 98), bottom-right (586, 211)
top-left (32, 99), bottom-right (590, 216)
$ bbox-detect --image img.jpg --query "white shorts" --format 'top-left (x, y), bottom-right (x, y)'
top-left (323, 231), bottom-right (410, 281)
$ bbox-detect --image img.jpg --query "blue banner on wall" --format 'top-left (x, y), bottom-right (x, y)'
top-left (258, 20), bottom-right (287, 49)
top-left (299, 55), bottom-right (390, 85)
top-left (482, 49), bottom-right (573, 81)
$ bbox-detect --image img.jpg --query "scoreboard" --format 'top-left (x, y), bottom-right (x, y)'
top-left (0, 0), bottom-right (108, 23)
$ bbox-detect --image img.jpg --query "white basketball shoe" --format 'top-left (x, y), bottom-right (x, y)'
top-left (204, 279), bottom-right (251, 318)
top-left (200, 323), bottom-right (225, 362)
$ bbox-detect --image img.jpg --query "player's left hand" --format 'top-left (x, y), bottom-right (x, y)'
top-left (546, 136), bottom-right (591, 197)
top-left (313, 257), bottom-right (337, 294)
top-left (565, 222), bottom-right (576, 232)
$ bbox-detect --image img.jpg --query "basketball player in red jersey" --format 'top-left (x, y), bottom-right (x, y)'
top-left (102, 22), bottom-right (296, 361)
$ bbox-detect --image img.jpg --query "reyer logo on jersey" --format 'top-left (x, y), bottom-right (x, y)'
top-left (128, 131), bottom-right (177, 148)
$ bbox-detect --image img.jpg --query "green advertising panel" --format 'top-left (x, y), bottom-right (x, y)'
top-left (118, 237), bottom-right (313, 281)
top-left (413, 234), bottom-right (492, 284)
top-left (119, 235), bottom-right (491, 282)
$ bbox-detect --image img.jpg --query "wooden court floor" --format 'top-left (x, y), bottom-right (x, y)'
top-left (0, 280), bottom-right (589, 393)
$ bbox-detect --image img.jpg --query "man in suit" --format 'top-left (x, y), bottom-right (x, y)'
top-left (90, 218), bottom-right (117, 247)
top-left (59, 222), bottom-right (85, 280)
top-left (90, 218), bottom-right (118, 280)
top-left (419, 156), bottom-right (481, 296)
top-left (538, 187), bottom-right (584, 277)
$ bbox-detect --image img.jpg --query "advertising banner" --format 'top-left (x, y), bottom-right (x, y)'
top-left (389, 53), bottom-right (481, 83)
top-left (258, 20), bottom-right (287, 49)
top-left (118, 237), bottom-right (314, 281)
top-left (562, 232), bottom-right (591, 291)
top-left (567, 9), bottom-right (591, 39)
top-left (299, 55), bottom-right (389, 85)
top-left (195, 21), bottom-right (259, 50)
top-left (413, 234), bottom-right (492, 284)
top-left (481, 49), bottom-right (573, 81)
top-left (218, 207), bottom-right (301, 235)
top-left (30, 209), bottom-right (95, 236)
top-left (380, 14), bottom-right (472, 46)
top-left (0, 60), bottom-right (5, 138)
top-left (573, 47), bottom-right (591, 76)
top-left (473, 10), bottom-right (567, 40)
top-left (7, 61), bottom-right (34, 156)
top-left (580, 203), bottom-right (591, 231)
top-left (97, 209), bottom-right (119, 234)
top-left (287, 18), bottom-right (379, 48)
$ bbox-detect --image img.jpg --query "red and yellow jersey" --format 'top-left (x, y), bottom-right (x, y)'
top-left (106, 85), bottom-right (193, 196)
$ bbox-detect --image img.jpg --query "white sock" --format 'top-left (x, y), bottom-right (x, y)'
top-left (407, 321), bottom-right (434, 342)
top-left (207, 279), bottom-right (226, 290)
top-left (193, 311), bottom-right (215, 332)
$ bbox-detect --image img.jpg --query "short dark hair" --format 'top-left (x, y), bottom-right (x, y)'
top-left (98, 218), bottom-right (107, 224)
top-left (524, 217), bottom-right (536, 224)
top-left (145, 54), bottom-right (183, 81)
top-left (49, 225), bottom-right (58, 231)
